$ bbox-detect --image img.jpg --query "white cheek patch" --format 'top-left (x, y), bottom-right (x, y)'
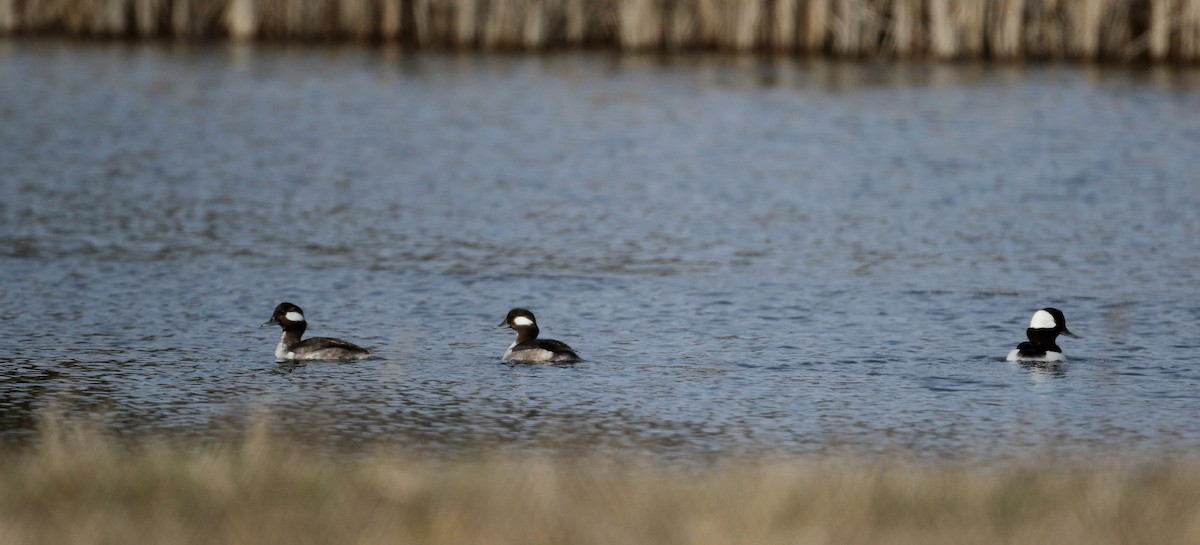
top-left (1029, 310), bottom-right (1055, 329)
top-left (285, 311), bottom-right (305, 323)
top-left (513, 316), bottom-right (534, 327)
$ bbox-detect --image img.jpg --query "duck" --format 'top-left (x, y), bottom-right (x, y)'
top-left (261, 302), bottom-right (372, 361)
top-left (497, 308), bottom-right (580, 363)
top-left (1006, 307), bottom-right (1075, 362)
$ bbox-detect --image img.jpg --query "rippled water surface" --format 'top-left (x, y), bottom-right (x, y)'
top-left (2, 40), bottom-right (1200, 461)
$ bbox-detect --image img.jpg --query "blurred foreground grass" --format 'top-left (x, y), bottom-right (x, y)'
top-left (2, 418), bottom-right (1199, 545)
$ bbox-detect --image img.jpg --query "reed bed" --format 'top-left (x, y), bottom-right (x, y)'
top-left (3, 0), bottom-right (1200, 60)
top-left (3, 417), bottom-right (1200, 545)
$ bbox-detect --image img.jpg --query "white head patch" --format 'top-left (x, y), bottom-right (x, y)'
top-left (285, 311), bottom-right (305, 323)
top-left (513, 316), bottom-right (534, 327)
top-left (1029, 310), bottom-right (1055, 329)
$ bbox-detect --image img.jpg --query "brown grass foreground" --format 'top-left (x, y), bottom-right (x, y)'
top-left (2, 420), bottom-right (1200, 545)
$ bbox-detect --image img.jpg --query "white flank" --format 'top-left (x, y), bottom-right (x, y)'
top-left (1007, 349), bottom-right (1066, 363)
top-left (1029, 309), bottom-right (1055, 329)
top-left (513, 316), bottom-right (534, 327)
top-left (285, 311), bottom-right (305, 322)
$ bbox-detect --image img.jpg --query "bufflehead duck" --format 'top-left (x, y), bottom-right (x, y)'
top-left (497, 308), bottom-right (580, 363)
top-left (1006, 307), bottom-right (1076, 362)
top-left (261, 302), bottom-right (372, 361)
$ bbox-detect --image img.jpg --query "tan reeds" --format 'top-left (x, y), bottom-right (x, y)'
top-left (226, 0), bottom-right (256, 39)
top-left (619, 0), bottom-right (659, 50)
top-left (1149, 0), bottom-right (1170, 60)
top-left (1099, 0), bottom-right (1132, 57)
top-left (2, 0), bottom-right (1200, 61)
top-left (833, 0), bottom-right (882, 57)
top-left (886, 0), bottom-right (921, 56)
top-left (928, 0), bottom-right (987, 59)
top-left (0, 0), bottom-right (13, 33)
top-left (772, 0), bottom-right (798, 51)
top-left (987, 0), bottom-right (1025, 60)
top-left (1184, 0), bottom-right (1200, 56)
top-left (338, 0), bottom-right (375, 41)
top-left (134, 0), bottom-right (163, 35)
top-left (4, 417), bottom-right (1200, 545)
top-left (801, 0), bottom-right (831, 52)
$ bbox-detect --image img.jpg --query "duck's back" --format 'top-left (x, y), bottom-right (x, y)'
top-left (505, 338), bottom-right (579, 363)
top-left (287, 337), bottom-right (372, 361)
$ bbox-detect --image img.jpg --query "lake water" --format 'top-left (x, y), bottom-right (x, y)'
top-left (2, 40), bottom-right (1200, 462)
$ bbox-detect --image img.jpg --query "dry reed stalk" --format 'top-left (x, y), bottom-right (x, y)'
top-left (278, 0), bottom-right (324, 39)
top-left (833, 0), bottom-right (858, 55)
top-left (437, 0), bottom-right (465, 46)
top-left (16, 0), bottom-right (38, 31)
top-left (580, 0), bottom-right (620, 45)
top-left (1098, 0), bottom-right (1130, 58)
top-left (801, 0), bottom-right (831, 51)
top-left (164, 0), bottom-right (215, 38)
top-left (0, 0), bottom-right (12, 32)
top-left (49, 0), bottom-right (75, 31)
top-left (337, 0), bottom-right (374, 40)
top-left (1066, 0), bottom-right (1105, 58)
top-left (89, 0), bottom-right (128, 34)
top-left (379, 0), bottom-right (401, 40)
top-left (885, 0), bottom-right (920, 56)
top-left (663, 0), bottom-right (690, 49)
top-left (986, 0), bottom-right (1024, 59)
top-left (252, 0), bottom-right (282, 38)
top-left (307, 0), bottom-right (331, 38)
top-left (692, 0), bottom-right (719, 47)
top-left (835, 0), bottom-right (885, 56)
top-left (562, 0), bottom-right (585, 43)
top-left (426, 0), bottom-right (454, 46)
top-left (735, 0), bottom-right (762, 50)
top-left (1021, 0), bottom-right (1052, 59)
top-left (1148, 0), bottom-right (1177, 60)
top-left (619, 0), bottom-right (661, 50)
top-left (134, 0), bottom-right (163, 35)
top-left (773, 0), bottom-right (798, 51)
top-left (482, 0), bottom-right (524, 49)
top-left (199, 0), bottom-right (227, 36)
top-left (521, 0), bottom-right (545, 48)
top-left (499, 0), bottom-right (534, 49)
top-left (226, 0), bottom-right (256, 39)
top-left (170, 0), bottom-right (190, 36)
top-left (959, 0), bottom-right (986, 57)
top-left (929, 0), bottom-right (988, 58)
top-left (411, 0), bottom-right (432, 45)
top-left (62, 0), bottom-right (93, 33)
top-left (281, 0), bottom-right (300, 37)
top-left (1183, 0), bottom-right (1200, 57)
top-left (453, 0), bottom-right (478, 47)
top-left (928, 0), bottom-right (954, 57)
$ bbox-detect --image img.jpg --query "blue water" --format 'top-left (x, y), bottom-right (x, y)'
top-left (2, 40), bottom-right (1200, 461)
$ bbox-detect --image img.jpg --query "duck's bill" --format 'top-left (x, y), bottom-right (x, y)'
top-left (497, 320), bottom-right (509, 328)
top-left (1062, 327), bottom-right (1078, 338)
top-left (261, 318), bottom-right (278, 327)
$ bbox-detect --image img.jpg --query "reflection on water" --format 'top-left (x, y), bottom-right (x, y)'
top-left (2, 40), bottom-right (1200, 461)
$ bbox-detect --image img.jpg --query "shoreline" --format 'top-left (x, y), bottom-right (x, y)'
top-left (3, 0), bottom-right (1200, 63)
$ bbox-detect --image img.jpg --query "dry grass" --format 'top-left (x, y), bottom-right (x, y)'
top-left (3, 417), bottom-right (1200, 545)
top-left (3, 0), bottom-right (1200, 61)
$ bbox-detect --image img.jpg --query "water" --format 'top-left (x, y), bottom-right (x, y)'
top-left (2, 40), bottom-right (1200, 462)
